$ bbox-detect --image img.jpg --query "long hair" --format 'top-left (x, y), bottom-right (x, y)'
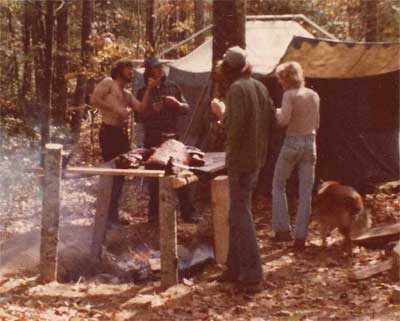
top-left (215, 60), bottom-right (252, 97)
top-left (110, 58), bottom-right (134, 79)
top-left (275, 61), bottom-right (305, 89)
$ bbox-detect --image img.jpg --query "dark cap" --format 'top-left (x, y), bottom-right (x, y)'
top-left (144, 56), bottom-right (163, 69)
top-left (223, 46), bottom-right (248, 70)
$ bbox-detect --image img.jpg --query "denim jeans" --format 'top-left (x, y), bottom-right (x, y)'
top-left (226, 168), bottom-right (263, 284)
top-left (272, 135), bottom-right (316, 240)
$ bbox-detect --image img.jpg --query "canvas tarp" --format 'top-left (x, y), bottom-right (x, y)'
top-left (280, 36), bottom-right (400, 78)
top-left (169, 20), bottom-right (313, 75)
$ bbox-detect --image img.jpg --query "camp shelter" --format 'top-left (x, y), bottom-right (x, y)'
top-left (134, 21), bottom-right (400, 190)
top-left (277, 36), bottom-right (400, 191)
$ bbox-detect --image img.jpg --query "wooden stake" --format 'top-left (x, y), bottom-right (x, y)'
top-left (159, 176), bottom-right (178, 288)
top-left (91, 161), bottom-right (115, 262)
top-left (211, 175), bottom-right (230, 265)
top-left (40, 143), bottom-right (62, 282)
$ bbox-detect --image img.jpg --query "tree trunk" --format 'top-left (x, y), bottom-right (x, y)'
top-left (145, 0), bottom-right (155, 50)
top-left (7, 8), bottom-right (19, 98)
top-left (208, 0), bottom-right (246, 150)
top-left (212, 0), bottom-right (246, 72)
top-left (32, 2), bottom-right (46, 101)
top-left (71, 0), bottom-right (94, 142)
top-left (32, 1), bottom-right (54, 156)
top-left (194, 0), bottom-right (205, 47)
top-left (20, 0), bottom-right (33, 107)
top-left (363, 0), bottom-right (378, 42)
top-left (41, 0), bottom-right (55, 150)
top-left (53, 0), bottom-right (69, 125)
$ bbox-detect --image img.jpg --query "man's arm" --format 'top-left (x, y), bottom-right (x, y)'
top-left (129, 78), bottom-right (158, 113)
top-left (224, 85), bottom-right (245, 141)
top-left (91, 77), bottom-right (127, 117)
top-left (211, 98), bottom-right (226, 121)
top-left (276, 91), bottom-right (293, 127)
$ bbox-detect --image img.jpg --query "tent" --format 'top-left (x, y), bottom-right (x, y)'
top-left (134, 20), bottom-right (400, 190)
top-left (278, 36), bottom-right (400, 191)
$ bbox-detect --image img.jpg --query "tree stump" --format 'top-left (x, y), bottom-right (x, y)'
top-left (159, 176), bottom-right (178, 288)
top-left (40, 143), bottom-right (62, 282)
top-left (211, 175), bottom-right (230, 265)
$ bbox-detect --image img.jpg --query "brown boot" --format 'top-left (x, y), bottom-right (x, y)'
top-left (270, 231), bottom-right (293, 242)
top-left (292, 239), bottom-right (306, 251)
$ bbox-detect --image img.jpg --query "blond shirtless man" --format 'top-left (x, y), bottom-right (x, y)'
top-left (91, 58), bottom-right (156, 226)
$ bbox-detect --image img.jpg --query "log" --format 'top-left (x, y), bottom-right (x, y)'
top-left (349, 259), bottom-right (393, 281)
top-left (91, 161), bottom-right (115, 262)
top-left (40, 143), bottom-right (62, 282)
top-left (352, 223), bottom-right (400, 249)
top-left (159, 176), bottom-right (178, 288)
top-left (211, 176), bottom-right (230, 265)
top-left (392, 241), bottom-right (400, 281)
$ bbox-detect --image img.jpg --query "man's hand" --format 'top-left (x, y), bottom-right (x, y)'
top-left (163, 96), bottom-right (182, 110)
top-left (152, 101), bottom-right (163, 113)
top-left (211, 98), bottom-right (225, 121)
top-left (147, 77), bottom-right (159, 90)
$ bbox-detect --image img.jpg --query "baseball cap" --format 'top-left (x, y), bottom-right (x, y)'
top-left (144, 56), bottom-right (163, 69)
top-left (223, 46), bottom-right (248, 70)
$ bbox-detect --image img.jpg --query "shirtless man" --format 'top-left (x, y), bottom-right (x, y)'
top-left (91, 58), bottom-right (156, 226)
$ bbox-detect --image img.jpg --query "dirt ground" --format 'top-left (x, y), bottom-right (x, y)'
top-left (1, 124), bottom-right (399, 321)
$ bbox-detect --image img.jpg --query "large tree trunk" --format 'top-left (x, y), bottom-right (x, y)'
top-left (32, 1), bottom-right (54, 157)
top-left (208, 0), bottom-right (246, 151)
top-left (41, 0), bottom-right (55, 150)
top-left (194, 0), bottom-right (205, 47)
top-left (212, 0), bottom-right (246, 71)
top-left (20, 0), bottom-right (33, 107)
top-left (71, 0), bottom-right (94, 143)
top-left (53, 0), bottom-right (69, 126)
top-left (363, 0), bottom-right (378, 42)
top-left (145, 0), bottom-right (155, 50)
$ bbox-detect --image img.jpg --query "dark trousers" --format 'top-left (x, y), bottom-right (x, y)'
top-left (99, 124), bottom-right (130, 222)
top-left (148, 178), bottom-right (195, 221)
top-left (226, 168), bottom-right (263, 284)
top-left (144, 133), bottom-right (195, 221)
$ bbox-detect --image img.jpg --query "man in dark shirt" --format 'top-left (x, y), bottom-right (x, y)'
top-left (137, 57), bottom-right (198, 224)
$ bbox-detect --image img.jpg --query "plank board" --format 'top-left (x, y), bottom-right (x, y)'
top-left (352, 223), bottom-right (400, 249)
top-left (66, 167), bottom-right (165, 177)
top-left (349, 259), bottom-right (393, 281)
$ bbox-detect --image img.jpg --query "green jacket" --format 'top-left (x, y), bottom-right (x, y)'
top-left (223, 77), bottom-right (275, 172)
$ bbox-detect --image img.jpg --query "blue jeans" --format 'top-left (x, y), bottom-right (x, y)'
top-left (226, 168), bottom-right (263, 284)
top-left (272, 135), bottom-right (316, 240)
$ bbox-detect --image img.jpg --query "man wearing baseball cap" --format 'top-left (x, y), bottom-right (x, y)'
top-left (211, 46), bottom-right (276, 293)
top-left (137, 56), bottom-right (198, 225)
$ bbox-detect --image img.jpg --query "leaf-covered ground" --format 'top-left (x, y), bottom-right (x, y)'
top-left (1, 125), bottom-right (399, 321)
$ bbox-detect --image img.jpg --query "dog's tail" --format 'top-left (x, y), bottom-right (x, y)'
top-left (350, 207), bottom-right (372, 238)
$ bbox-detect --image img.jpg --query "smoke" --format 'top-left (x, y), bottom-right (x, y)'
top-left (0, 133), bottom-right (42, 239)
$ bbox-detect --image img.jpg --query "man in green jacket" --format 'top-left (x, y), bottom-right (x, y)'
top-left (211, 46), bottom-right (275, 293)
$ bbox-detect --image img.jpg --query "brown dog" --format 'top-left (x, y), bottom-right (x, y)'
top-left (313, 181), bottom-right (367, 254)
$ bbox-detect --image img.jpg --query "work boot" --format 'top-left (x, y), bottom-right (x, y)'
top-left (292, 239), bottom-right (306, 251)
top-left (270, 231), bottom-right (293, 242)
